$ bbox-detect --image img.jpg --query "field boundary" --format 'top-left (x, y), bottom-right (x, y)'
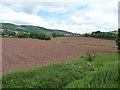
top-left (53, 40), bottom-right (117, 48)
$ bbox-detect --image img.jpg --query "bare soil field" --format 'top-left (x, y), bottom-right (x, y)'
top-left (2, 37), bottom-right (117, 73)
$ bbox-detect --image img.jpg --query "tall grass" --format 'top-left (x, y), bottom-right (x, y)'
top-left (66, 67), bottom-right (118, 88)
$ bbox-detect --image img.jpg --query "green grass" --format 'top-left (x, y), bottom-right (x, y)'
top-left (58, 40), bottom-right (117, 48)
top-left (2, 52), bottom-right (118, 88)
top-left (65, 67), bottom-right (118, 88)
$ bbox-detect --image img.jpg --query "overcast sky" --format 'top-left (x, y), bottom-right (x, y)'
top-left (0, 0), bottom-right (119, 34)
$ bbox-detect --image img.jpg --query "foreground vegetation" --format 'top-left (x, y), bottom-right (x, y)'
top-left (2, 52), bottom-right (118, 88)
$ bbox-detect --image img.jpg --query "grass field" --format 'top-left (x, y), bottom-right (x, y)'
top-left (2, 52), bottom-right (118, 88)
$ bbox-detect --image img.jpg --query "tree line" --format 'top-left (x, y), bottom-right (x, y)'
top-left (1, 30), bottom-right (51, 40)
top-left (84, 31), bottom-right (117, 40)
top-left (84, 30), bottom-right (119, 51)
top-left (0, 30), bottom-right (73, 40)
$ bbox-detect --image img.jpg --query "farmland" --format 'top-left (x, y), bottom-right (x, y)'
top-left (1, 1), bottom-right (119, 88)
top-left (1, 37), bottom-right (118, 88)
top-left (2, 38), bottom-right (117, 73)
top-left (2, 37), bottom-right (117, 74)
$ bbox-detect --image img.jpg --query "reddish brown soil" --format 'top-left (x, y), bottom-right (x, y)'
top-left (2, 37), bottom-right (117, 74)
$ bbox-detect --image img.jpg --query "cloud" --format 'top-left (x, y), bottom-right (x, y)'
top-left (0, 4), bottom-right (52, 28)
top-left (0, 0), bottom-right (119, 33)
top-left (68, 0), bottom-right (118, 32)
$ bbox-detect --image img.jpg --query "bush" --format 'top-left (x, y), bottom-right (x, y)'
top-left (44, 35), bottom-right (51, 40)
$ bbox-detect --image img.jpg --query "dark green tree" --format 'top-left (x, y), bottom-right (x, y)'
top-left (29, 32), bottom-right (37, 38)
top-left (44, 35), bottom-right (51, 40)
top-left (94, 31), bottom-right (101, 34)
top-left (38, 33), bottom-right (46, 40)
top-left (116, 28), bottom-right (120, 50)
top-left (16, 33), bottom-right (29, 38)
top-left (52, 32), bottom-right (57, 37)
top-left (84, 33), bottom-right (90, 37)
top-left (8, 32), bottom-right (16, 37)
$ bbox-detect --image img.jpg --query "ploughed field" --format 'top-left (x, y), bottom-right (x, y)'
top-left (2, 37), bottom-right (117, 73)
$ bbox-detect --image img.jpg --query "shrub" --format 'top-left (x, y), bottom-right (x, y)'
top-left (44, 35), bottom-right (51, 40)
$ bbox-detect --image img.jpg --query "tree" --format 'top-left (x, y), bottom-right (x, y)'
top-left (116, 28), bottom-right (120, 50)
top-left (38, 33), bottom-right (46, 40)
top-left (29, 32), bottom-right (51, 40)
top-left (8, 32), bottom-right (16, 37)
top-left (29, 32), bottom-right (37, 38)
top-left (85, 33), bottom-right (90, 37)
top-left (52, 32), bottom-right (57, 37)
top-left (16, 33), bottom-right (29, 38)
top-left (44, 35), bottom-right (51, 40)
top-left (94, 31), bottom-right (101, 34)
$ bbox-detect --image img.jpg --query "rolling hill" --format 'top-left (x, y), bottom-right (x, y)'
top-left (0, 23), bottom-right (74, 35)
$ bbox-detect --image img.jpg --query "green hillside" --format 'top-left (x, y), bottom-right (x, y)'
top-left (1, 23), bottom-right (74, 35)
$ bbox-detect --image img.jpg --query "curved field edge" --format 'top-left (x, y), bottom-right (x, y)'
top-left (2, 52), bottom-right (118, 88)
top-left (52, 40), bottom-right (117, 48)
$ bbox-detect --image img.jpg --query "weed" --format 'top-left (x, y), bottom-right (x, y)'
top-left (86, 50), bottom-right (96, 62)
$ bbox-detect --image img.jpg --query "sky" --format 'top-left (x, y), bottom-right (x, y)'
top-left (0, 0), bottom-right (119, 34)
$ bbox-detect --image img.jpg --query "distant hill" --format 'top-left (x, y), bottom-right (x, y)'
top-left (1, 23), bottom-right (74, 35)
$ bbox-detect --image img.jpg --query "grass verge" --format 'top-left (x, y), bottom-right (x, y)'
top-left (59, 40), bottom-right (117, 48)
top-left (2, 52), bottom-right (118, 88)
